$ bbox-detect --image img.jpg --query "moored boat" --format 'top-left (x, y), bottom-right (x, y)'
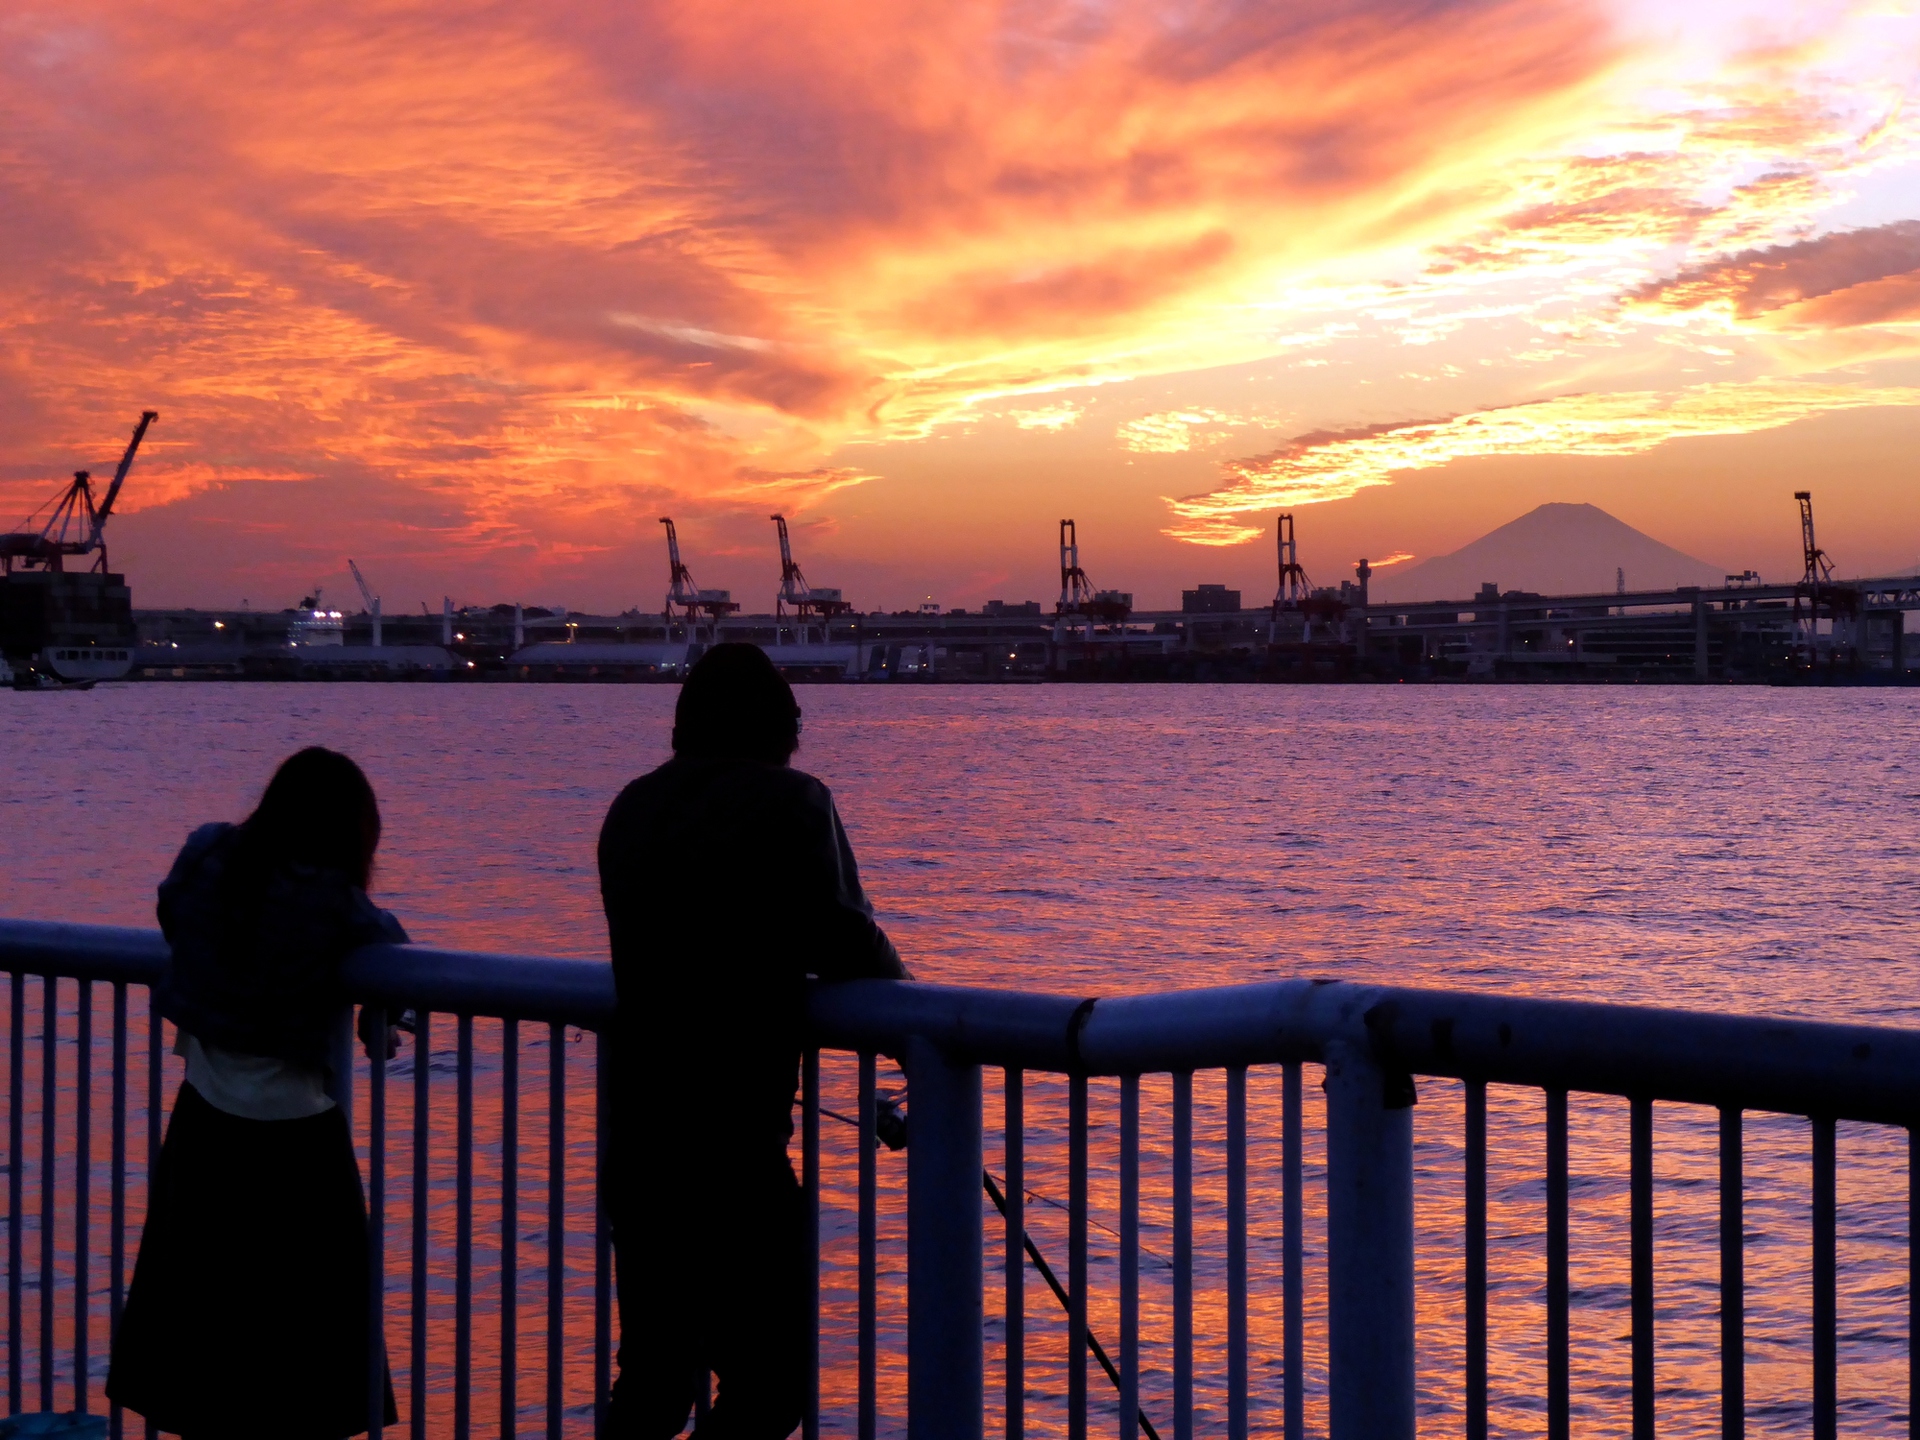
top-left (1, 412), bottom-right (154, 687)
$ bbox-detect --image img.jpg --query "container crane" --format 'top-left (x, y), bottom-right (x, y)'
top-left (659, 517), bottom-right (739, 622)
top-left (1272, 513), bottom-right (1310, 611)
top-left (1791, 490), bottom-right (1858, 662)
top-left (348, 559), bottom-right (383, 647)
top-left (1055, 520), bottom-right (1131, 624)
top-left (1, 411), bottom-right (157, 575)
top-left (772, 514), bottom-right (851, 620)
top-left (1796, 491), bottom-right (1833, 590)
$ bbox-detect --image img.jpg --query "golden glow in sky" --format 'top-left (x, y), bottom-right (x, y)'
top-left (4, 0), bottom-right (1919, 607)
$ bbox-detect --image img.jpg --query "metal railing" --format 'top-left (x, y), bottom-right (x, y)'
top-left (3, 918), bottom-right (1919, 1439)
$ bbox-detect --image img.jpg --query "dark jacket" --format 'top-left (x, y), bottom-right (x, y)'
top-left (155, 822), bottom-right (408, 1071)
top-left (598, 757), bottom-right (906, 1178)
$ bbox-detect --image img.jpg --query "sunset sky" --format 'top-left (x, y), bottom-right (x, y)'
top-left (5, 0), bottom-right (1920, 612)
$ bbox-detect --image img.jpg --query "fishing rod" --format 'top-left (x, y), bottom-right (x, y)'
top-left (981, 1168), bottom-right (1161, 1440)
top-left (815, 1097), bottom-right (1162, 1440)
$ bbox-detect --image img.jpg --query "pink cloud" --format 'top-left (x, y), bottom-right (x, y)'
top-left (0, 0), bottom-right (1615, 599)
top-left (1165, 379), bottom-right (1920, 544)
top-left (1625, 220), bottom-right (1920, 321)
top-left (7, 0), bottom-right (1918, 601)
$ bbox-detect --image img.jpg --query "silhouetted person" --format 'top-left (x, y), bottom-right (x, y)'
top-left (108, 747), bottom-right (404, 1440)
top-left (601, 644), bottom-right (908, 1440)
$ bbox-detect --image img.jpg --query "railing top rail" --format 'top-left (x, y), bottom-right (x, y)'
top-left (5, 918), bottom-right (1918, 1123)
top-left (0, 919), bottom-right (615, 1029)
top-left (816, 978), bottom-right (1920, 1122)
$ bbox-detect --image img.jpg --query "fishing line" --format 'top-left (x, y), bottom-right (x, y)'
top-left (813, 1101), bottom-right (1172, 1267)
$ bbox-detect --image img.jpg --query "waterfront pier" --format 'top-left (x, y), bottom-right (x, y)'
top-left (127, 572), bottom-right (1920, 683)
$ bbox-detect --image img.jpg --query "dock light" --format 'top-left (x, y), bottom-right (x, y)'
top-left (212, 621), bottom-right (224, 630)
top-left (455, 632), bottom-right (465, 641)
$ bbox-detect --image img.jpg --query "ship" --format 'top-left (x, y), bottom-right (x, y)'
top-left (1, 412), bottom-right (154, 686)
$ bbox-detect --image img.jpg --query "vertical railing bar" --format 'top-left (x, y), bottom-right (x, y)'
top-left (1631, 1096), bottom-right (1654, 1440)
top-left (10, 970), bottom-right (24, 1417)
top-left (368, 1008), bottom-right (389, 1440)
top-left (1069, 1072), bottom-right (1089, 1440)
top-left (1465, 1079), bottom-right (1487, 1440)
top-left (40, 974), bottom-right (57, 1412)
top-left (455, 1014), bottom-right (474, 1440)
top-left (547, 1023), bottom-right (565, 1440)
top-left (500, 1019), bottom-right (518, 1440)
top-left (1226, 1066), bottom-right (1247, 1440)
top-left (1002, 1066), bottom-right (1022, 1440)
top-left (859, 1052), bottom-right (878, 1440)
top-left (1547, 1089), bottom-right (1569, 1440)
top-left (1172, 1071), bottom-right (1192, 1440)
top-left (1120, 1075), bottom-right (1139, 1440)
top-left (594, 1033), bottom-right (613, 1440)
top-left (1813, 1115), bottom-right (1836, 1440)
top-left (803, 1047), bottom-right (821, 1440)
top-left (1720, 1108), bottom-right (1743, 1440)
top-left (144, 990), bottom-right (160, 1440)
top-left (75, 980), bottom-right (92, 1414)
top-left (411, 1011), bottom-right (431, 1440)
top-left (1909, 1127), bottom-right (1917, 1440)
top-left (1281, 1062), bottom-right (1302, 1440)
top-left (110, 982), bottom-right (127, 1440)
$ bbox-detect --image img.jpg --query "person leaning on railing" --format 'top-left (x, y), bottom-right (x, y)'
top-left (106, 746), bottom-right (405, 1440)
top-left (599, 643), bottom-right (910, 1440)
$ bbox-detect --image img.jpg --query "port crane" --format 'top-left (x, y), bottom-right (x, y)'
top-left (348, 559), bottom-right (383, 646)
top-left (1791, 490), bottom-right (1858, 662)
top-left (1271, 513), bottom-right (1310, 611)
top-left (1, 411), bottom-right (158, 576)
top-left (1795, 491), bottom-right (1834, 591)
top-left (771, 514), bottom-right (851, 621)
top-left (659, 517), bottom-right (738, 622)
top-left (1055, 519), bottom-right (1131, 624)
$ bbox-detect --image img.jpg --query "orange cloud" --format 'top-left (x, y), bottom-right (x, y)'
top-left (1164, 379), bottom-right (1920, 544)
top-left (0, 0), bottom-right (1613, 570)
top-left (1778, 271), bottom-right (1920, 329)
top-left (4, 0), bottom-right (1918, 602)
top-left (1625, 221), bottom-right (1920, 323)
top-left (1116, 410), bottom-right (1251, 454)
top-left (1007, 403), bottom-right (1084, 432)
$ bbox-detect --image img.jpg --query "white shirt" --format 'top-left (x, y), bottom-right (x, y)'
top-left (176, 1031), bottom-right (335, 1121)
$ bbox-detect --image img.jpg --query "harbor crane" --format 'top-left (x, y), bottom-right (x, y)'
top-left (1796, 491), bottom-right (1834, 590)
top-left (771, 515), bottom-right (851, 621)
top-left (348, 559), bottom-right (383, 647)
top-left (1272, 513), bottom-right (1310, 611)
top-left (1056, 519), bottom-right (1131, 624)
top-left (1, 411), bottom-right (158, 575)
top-left (659, 517), bottom-right (739, 622)
top-left (1791, 490), bottom-right (1858, 661)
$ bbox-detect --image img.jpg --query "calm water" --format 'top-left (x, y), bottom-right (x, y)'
top-left (4, 682), bottom-right (1919, 1437)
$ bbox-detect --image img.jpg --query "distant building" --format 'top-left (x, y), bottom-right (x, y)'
top-left (1181, 584), bottom-right (1241, 614)
top-left (982, 599), bottom-right (1042, 616)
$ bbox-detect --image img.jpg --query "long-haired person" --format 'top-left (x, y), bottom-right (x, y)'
top-left (108, 747), bottom-right (405, 1440)
top-left (599, 644), bottom-right (909, 1439)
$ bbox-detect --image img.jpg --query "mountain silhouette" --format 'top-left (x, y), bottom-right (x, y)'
top-left (1370, 502), bottom-right (1727, 602)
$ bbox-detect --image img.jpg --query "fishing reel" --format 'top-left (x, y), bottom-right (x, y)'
top-left (874, 1089), bottom-right (908, 1151)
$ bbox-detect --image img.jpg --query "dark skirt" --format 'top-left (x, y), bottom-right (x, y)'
top-left (107, 1081), bottom-right (396, 1440)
